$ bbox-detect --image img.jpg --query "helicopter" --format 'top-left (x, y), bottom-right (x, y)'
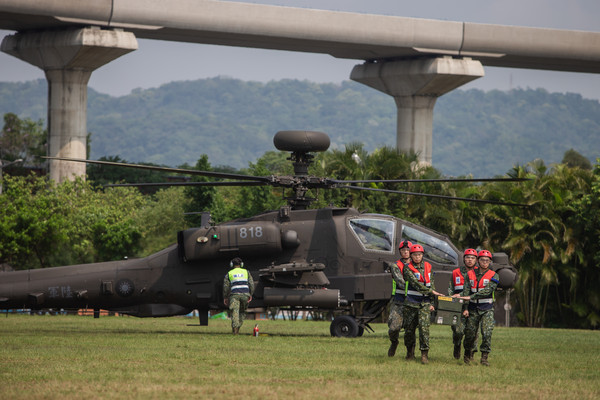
top-left (0, 130), bottom-right (525, 337)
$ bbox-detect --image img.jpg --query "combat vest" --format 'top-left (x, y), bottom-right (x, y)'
top-left (404, 262), bottom-right (432, 303)
top-left (467, 268), bottom-right (497, 310)
top-left (392, 260), bottom-right (409, 301)
top-left (228, 268), bottom-right (250, 294)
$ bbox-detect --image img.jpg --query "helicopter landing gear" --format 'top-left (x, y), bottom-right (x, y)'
top-left (330, 315), bottom-right (359, 338)
top-left (357, 325), bottom-right (365, 337)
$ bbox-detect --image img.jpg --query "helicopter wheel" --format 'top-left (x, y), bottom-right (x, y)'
top-left (357, 326), bottom-right (365, 337)
top-left (330, 315), bottom-right (359, 338)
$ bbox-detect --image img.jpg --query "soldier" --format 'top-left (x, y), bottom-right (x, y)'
top-left (223, 257), bottom-right (255, 334)
top-left (458, 249), bottom-right (499, 366)
top-left (448, 248), bottom-right (478, 359)
top-left (386, 240), bottom-right (412, 357)
top-left (402, 244), bottom-right (443, 364)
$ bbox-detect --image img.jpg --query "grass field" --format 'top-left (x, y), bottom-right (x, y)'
top-left (1, 314), bottom-right (599, 400)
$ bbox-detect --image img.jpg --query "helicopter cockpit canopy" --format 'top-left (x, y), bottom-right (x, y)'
top-left (401, 225), bottom-right (458, 266)
top-left (348, 217), bottom-right (396, 253)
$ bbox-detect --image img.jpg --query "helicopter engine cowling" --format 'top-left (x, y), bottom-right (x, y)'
top-left (179, 222), bottom-right (297, 261)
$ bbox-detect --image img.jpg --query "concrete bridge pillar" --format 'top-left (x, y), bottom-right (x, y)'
top-left (351, 56), bottom-right (484, 165)
top-left (1, 27), bottom-right (137, 182)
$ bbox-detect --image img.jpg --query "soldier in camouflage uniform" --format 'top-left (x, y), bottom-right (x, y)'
top-left (385, 240), bottom-right (412, 357)
top-left (457, 250), bottom-right (499, 366)
top-left (402, 244), bottom-right (442, 364)
top-left (448, 248), bottom-right (478, 359)
top-left (223, 257), bottom-right (255, 334)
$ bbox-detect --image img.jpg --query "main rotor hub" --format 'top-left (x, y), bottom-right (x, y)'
top-left (272, 131), bottom-right (331, 208)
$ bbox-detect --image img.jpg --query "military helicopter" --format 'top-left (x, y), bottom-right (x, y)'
top-left (0, 131), bottom-right (525, 337)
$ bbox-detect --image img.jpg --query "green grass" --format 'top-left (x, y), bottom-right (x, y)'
top-left (0, 314), bottom-right (599, 399)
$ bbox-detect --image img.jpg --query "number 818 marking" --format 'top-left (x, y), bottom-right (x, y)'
top-left (239, 226), bottom-right (263, 239)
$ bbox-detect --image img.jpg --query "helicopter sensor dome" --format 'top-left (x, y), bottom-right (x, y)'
top-left (273, 130), bottom-right (330, 153)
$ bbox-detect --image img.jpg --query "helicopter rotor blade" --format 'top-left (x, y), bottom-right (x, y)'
top-left (42, 156), bottom-right (273, 183)
top-left (338, 185), bottom-right (529, 207)
top-left (332, 177), bottom-right (531, 184)
top-left (105, 181), bottom-right (268, 188)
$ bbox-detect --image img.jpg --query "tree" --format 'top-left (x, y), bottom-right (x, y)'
top-left (57, 181), bottom-right (146, 264)
top-left (233, 157), bottom-right (285, 218)
top-left (86, 155), bottom-right (171, 193)
top-left (0, 113), bottom-right (46, 166)
top-left (0, 175), bottom-right (67, 268)
top-left (491, 160), bottom-right (593, 327)
top-left (568, 159), bottom-right (600, 327)
top-left (184, 155), bottom-right (219, 226)
top-left (136, 187), bottom-right (190, 255)
top-left (562, 148), bottom-right (592, 170)
top-left (0, 175), bottom-right (146, 269)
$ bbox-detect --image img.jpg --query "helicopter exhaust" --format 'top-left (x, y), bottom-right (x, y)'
top-left (263, 287), bottom-right (340, 308)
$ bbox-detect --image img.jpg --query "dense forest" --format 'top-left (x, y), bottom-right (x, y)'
top-left (1, 78), bottom-right (598, 177)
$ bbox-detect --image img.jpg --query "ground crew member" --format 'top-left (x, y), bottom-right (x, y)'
top-left (386, 240), bottom-right (412, 357)
top-left (458, 249), bottom-right (499, 366)
top-left (448, 248), bottom-right (478, 359)
top-left (402, 244), bottom-right (442, 364)
top-left (223, 257), bottom-right (254, 334)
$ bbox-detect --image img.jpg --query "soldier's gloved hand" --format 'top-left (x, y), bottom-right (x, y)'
top-left (383, 261), bottom-right (394, 272)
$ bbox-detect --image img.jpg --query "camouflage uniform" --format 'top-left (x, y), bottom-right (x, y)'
top-left (448, 265), bottom-right (473, 352)
top-left (387, 260), bottom-right (409, 342)
top-left (223, 268), bottom-right (255, 333)
top-left (402, 261), bottom-right (435, 352)
top-left (462, 268), bottom-right (499, 355)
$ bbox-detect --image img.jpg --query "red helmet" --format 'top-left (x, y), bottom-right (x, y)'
top-left (463, 248), bottom-right (478, 257)
top-left (478, 250), bottom-right (492, 259)
top-left (399, 240), bottom-right (413, 250)
top-left (410, 244), bottom-right (424, 253)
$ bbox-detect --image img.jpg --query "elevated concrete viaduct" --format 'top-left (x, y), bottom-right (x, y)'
top-left (1, 0), bottom-right (600, 180)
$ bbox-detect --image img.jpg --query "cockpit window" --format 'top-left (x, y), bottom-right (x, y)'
top-left (349, 218), bottom-right (395, 253)
top-left (401, 225), bottom-right (458, 265)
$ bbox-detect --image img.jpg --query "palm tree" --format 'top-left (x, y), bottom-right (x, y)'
top-left (498, 160), bottom-right (592, 327)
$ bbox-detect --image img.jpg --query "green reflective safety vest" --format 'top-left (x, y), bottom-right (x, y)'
top-left (228, 268), bottom-right (250, 294)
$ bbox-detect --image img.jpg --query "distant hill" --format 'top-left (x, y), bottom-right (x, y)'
top-left (1, 78), bottom-right (599, 176)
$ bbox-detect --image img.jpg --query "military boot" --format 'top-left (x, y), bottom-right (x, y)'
top-left (405, 345), bottom-right (415, 361)
top-left (453, 343), bottom-right (461, 360)
top-left (421, 350), bottom-right (429, 365)
top-left (464, 349), bottom-right (473, 365)
top-left (388, 340), bottom-right (399, 357)
top-left (481, 352), bottom-right (490, 366)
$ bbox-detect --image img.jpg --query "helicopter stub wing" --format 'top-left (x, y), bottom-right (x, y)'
top-left (259, 262), bottom-right (330, 287)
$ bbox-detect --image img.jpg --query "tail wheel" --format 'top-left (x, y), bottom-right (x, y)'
top-left (330, 315), bottom-right (359, 338)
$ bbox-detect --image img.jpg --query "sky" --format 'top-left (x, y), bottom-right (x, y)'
top-left (1, 0), bottom-right (600, 99)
